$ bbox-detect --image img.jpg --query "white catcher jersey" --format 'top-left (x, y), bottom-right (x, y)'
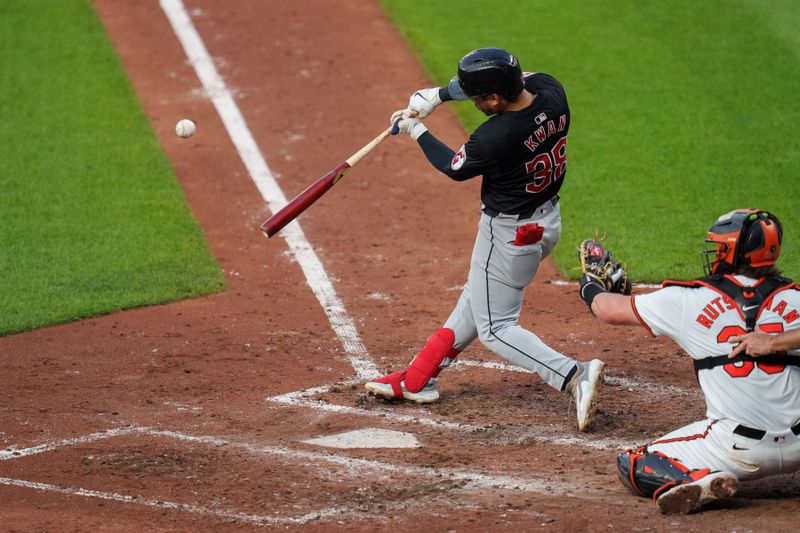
top-left (632, 275), bottom-right (800, 431)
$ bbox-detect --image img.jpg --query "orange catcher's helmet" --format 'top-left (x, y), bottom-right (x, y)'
top-left (702, 209), bottom-right (783, 276)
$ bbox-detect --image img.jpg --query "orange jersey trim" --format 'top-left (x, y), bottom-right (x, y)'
top-left (631, 295), bottom-right (655, 337)
top-left (649, 420), bottom-right (718, 446)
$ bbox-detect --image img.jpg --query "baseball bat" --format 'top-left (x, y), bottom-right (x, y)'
top-left (260, 125), bottom-right (395, 238)
top-left (260, 115), bottom-right (409, 238)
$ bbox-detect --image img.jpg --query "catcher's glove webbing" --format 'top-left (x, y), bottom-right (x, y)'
top-left (578, 239), bottom-right (631, 309)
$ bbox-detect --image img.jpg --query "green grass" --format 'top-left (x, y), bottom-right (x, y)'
top-left (381, 0), bottom-right (800, 281)
top-left (0, 0), bottom-right (225, 335)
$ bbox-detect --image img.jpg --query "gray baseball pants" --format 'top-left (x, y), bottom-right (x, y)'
top-left (442, 200), bottom-right (578, 390)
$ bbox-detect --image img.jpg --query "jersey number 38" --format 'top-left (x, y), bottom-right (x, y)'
top-left (524, 136), bottom-right (567, 194)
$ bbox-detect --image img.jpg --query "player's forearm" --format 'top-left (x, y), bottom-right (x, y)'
top-left (416, 131), bottom-right (473, 181)
top-left (768, 328), bottom-right (800, 352)
top-left (590, 293), bottom-right (640, 326)
top-left (729, 322), bottom-right (800, 358)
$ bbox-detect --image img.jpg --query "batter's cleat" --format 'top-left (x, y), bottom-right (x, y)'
top-left (571, 359), bottom-right (605, 432)
top-left (656, 471), bottom-right (738, 515)
top-left (364, 371), bottom-right (440, 404)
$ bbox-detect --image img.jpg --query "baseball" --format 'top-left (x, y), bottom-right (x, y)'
top-left (175, 119), bottom-right (196, 138)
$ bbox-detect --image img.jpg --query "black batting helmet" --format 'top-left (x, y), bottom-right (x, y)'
top-left (456, 48), bottom-right (524, 100)
top-left (702, 209), bottom-right (783, 276)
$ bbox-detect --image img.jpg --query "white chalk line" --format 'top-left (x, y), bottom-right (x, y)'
top-left (1, 426), bottom-right (600, 526)
top-left (264, 360), bottom-right (697, 451)
top-left (0, 428), bottom-right (355, 526)
top-left (0, 427), bottom-right (140, 461)
top-left (146, 428), bottom-right (589, 493)
top-left (454, 359), bottom-right (695, 397)
top-left (267, 360), bottom-right (695, 405)
top-left (0, 476), bottom-right (351, 527)
top-left (160, 0), bottom-right (377, 381)
top-left (268, 393), bottom-right (629, 451)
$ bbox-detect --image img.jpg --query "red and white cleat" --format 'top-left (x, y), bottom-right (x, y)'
top-left (364, 371), bottom-right (440, 404)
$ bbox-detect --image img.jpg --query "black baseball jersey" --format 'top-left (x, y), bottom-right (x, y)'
top-left (418, 73), bottom-right (570, 215)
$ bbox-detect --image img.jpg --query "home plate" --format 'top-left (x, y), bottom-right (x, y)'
top-left (302, 428), bottom-right (421, 449)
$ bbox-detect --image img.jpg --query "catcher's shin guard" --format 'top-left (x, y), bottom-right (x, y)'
top-left (617, 448), bottom-right (711, 501)
top-left (404, 328), bottom-right (460, 393)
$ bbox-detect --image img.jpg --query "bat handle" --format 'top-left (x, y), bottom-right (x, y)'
top-left (345, 125), bottom-right (394, 167)
top-left (390, 117), bottom-right (402, 135)
top-left (389, 110), bottom-right (419, 136)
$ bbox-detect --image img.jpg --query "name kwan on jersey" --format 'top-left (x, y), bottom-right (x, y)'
top-left (523, 113), bottom-right (568, 152)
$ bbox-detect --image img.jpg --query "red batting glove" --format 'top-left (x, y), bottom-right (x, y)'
top-left (513, 223), bottom-right (544, 246)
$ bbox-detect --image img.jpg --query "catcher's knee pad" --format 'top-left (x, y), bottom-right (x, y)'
top-left (404, 328), bottom-right (458, 393)
top-left (617, 448), bottom-right (711, 501)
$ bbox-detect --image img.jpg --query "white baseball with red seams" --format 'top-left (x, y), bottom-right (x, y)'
top-left (175, 118), bottom-right (196, 138)
top-left (632, 275), bottom-right (800, 480)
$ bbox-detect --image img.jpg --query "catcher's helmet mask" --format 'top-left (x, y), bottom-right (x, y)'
top-left (702, 209), bottom-right (783, 276)
top-left (455, 48), bottom-right (524, 101)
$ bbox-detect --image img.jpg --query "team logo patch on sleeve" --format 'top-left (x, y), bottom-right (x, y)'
top-left (451, 145), bottom-right (466, 170)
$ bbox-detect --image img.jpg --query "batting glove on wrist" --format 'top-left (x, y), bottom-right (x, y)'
top-left (408, 87), bottom-right (442, 119)
top-left (390, 109), bottom-right (428, 140)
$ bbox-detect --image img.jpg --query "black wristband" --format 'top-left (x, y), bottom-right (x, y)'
top-left (438, 86), bottom-right (451, 102)
top-left (579, 276), bottom-right (606, 309)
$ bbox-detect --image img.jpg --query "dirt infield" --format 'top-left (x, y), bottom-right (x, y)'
top-left (1, 0), bottom-right (797, 530)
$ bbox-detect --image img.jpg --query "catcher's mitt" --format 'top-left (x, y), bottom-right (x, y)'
top-left (578, 239), bottom-right (632, 295)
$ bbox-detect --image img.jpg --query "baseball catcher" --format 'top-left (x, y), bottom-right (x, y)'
top-left (577, 209), bottom-right (800, 514)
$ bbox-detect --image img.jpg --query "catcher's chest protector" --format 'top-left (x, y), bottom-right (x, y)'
top-left (662, 274), bottom-right (797, 372)
top-left (662, 275), bottom-right (794, 332)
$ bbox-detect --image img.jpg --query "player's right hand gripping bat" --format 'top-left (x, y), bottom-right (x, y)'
top-left (260, 115), bottom-right (411, 238)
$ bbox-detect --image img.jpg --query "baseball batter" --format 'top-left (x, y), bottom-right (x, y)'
top-left (365, 48), bottom-right (605, 433)
top-left (578, 209), bottom-right (800, 514)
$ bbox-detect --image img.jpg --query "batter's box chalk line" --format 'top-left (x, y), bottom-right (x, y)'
top-left (1, 425), bottom-right (607, 526)
top-left (263, 359), bottom-right (695, 451)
